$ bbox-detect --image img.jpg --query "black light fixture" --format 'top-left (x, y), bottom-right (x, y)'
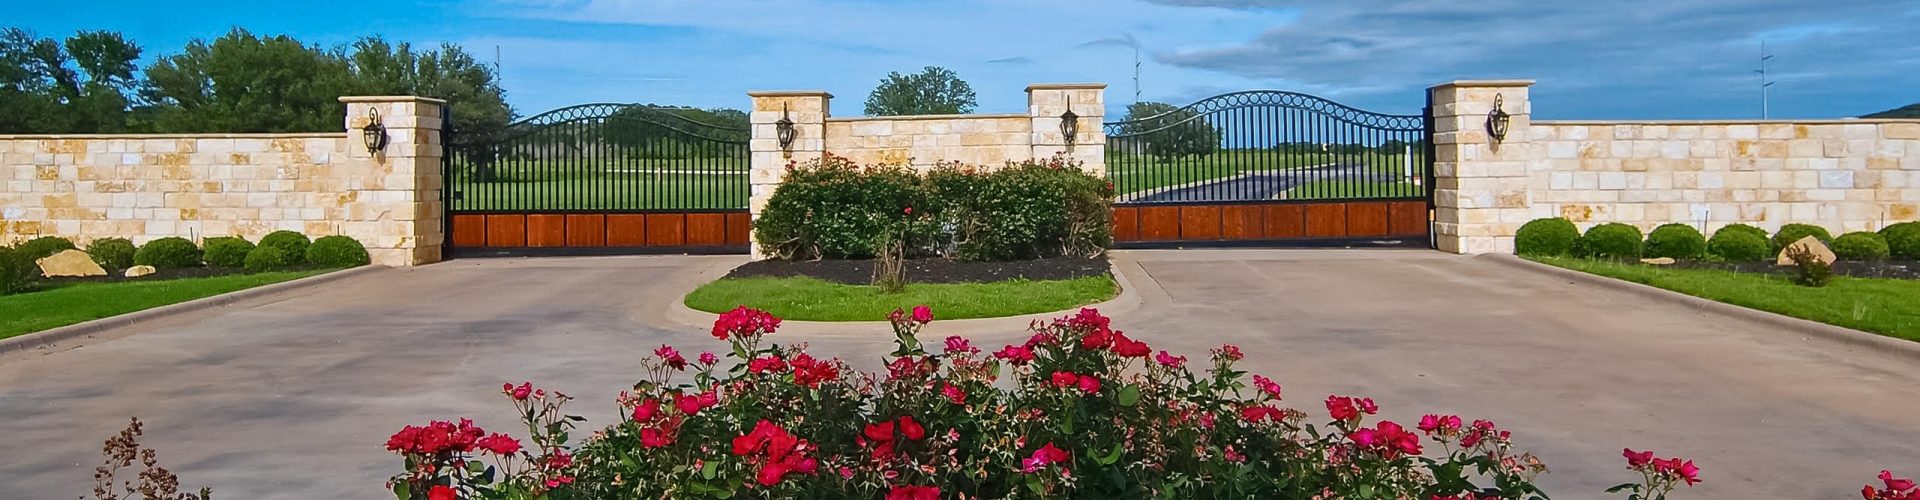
top-left (1486, 94), bottom-right (1511, 142)
top-left (1060, 96), bottom-right (1080, 151)
top-left (775, 103), bottom-right (797, 155)
top-left (361, 107), bottom-right (389, 154)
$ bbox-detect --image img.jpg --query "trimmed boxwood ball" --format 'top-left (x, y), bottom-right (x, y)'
top-left (1770, 223), bottom-right (1832, 251)
top-left (1831, 231), bottom-right (1890, 261)
top-left (1514, 218), bottom-right (1580, 256)
top-left (85, 237), bottom-right (137, 270)
top-left (202, 236), bottom-right (256, 268)
top-left (1882, 222), bottom-right (1920, 259)
top-left (17, 236), bottom-right (76, 261)
top-left (257, 230), bottom-right (311, 265)
top-left (133, 237), bottom-right (203, 269)
top-left (243, 246), bottom-right (292, 273)
top-left (1642, 223), bottom-right (1707, 260)
top-left (306, 235), bottom-right (371, 267)
top-left (1576, 223), bottom-right (1644, 260)
top-left (0, 246), bottom-right (33, 294)
top-left (1708, 227), bottom-right (1772, 262)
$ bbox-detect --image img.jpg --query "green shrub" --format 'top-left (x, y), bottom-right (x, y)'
top-left (1707, 227), bottom-right (1772, 262)
top-left (929, 157), bottom-right (1113, 261)
top-left (753, 154), bottom-right (1112, 261)
top-left (86, 238), bottom-right (136, 270)
top-left (17, 236), bottom-right (76, 261)
top-left (243, 246), bottom-right (293, 272)
top-left (202, 236), bottom-right (256, 268)
top-left (1784, 245), bottom-right (1832, 287)
top-left (132, 237), bottom-right (202, 269)
top-left (1882, 222), bottom-right (1920, 259)
top-left (0, 246), bottom-right (33, 295)
top-left (1770, 223), bottom-right (1832, 251)
top-left (1643, 223), bottom-right (1707, 260)
top-left (306, 235), bottom-right (371, 267)
top-left (1514, 218), bottom-right (1580, 257)
top-left (257, 230), bottom-right (311, 265)
top-left (1831, 232), bottom-right (1890, 261)
top-left (1574, 223), bottom-right (1643, 260)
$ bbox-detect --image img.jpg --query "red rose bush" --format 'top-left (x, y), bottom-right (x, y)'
top-left (385, 306), bottom-right (1727, 499)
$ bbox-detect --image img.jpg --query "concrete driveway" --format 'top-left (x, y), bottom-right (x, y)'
top-left (1, 250), bottom-right (1916, 499)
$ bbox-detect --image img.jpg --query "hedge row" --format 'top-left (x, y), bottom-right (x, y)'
top-left (0, 232), bottom-right (370, 295)
top-left (754, 154), bottom-right (1113, 261)
top-left (1516, 218), bottom-right (1920, 262)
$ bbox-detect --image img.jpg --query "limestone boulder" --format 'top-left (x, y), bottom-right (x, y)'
top-left (124, 265), bottom-right (157, 278)
top-left (36, 249), bottom-right (107, 277)
top-left (1640, 257), bottom-right (1676, 265)
top-left (1776, 236), bottom-right (1837, 266)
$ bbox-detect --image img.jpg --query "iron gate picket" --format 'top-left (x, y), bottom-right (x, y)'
top-left (1105, 91), bottom-right (1433, 247)
top-left (442, 104), bottom-right (753, 256)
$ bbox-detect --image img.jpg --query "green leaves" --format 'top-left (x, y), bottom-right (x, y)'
top-left (1117, 384), bottom-right (1142, 407)
top-left (863, 66), bottom-right (977, 116)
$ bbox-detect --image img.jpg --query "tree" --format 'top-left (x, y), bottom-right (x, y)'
top-left (1864, 103), bottom-right (1920, 119)
top-left (347, 37), bottom-right (513, 137)
top-left (863, 66), bottom-right (976, 116)
top-left (0, 28), bottom-right (141, 133)
top-left (1118, 101), bottom-right (1220, 163)
top-left (139, 29), bottom-right (357, 133)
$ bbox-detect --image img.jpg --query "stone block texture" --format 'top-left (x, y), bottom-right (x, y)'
top-left (0, 96), bottom-right (447, 266)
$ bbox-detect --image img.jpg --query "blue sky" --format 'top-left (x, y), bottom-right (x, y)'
top-left (13, 0), bottom-right (1920, 121)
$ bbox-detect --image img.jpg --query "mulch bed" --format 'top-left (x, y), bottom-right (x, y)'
top-left (33, 265), bottom-right (328, 288)
top-left (725, 257), bottom-right (1111, 285)
top-left (1667, 260), bottom-right (1920, 280)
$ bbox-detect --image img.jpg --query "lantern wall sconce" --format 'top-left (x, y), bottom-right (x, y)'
top-left (361, 107), bottom-right (389, 154)
top-left (359, 107), bottom-right (391, 155)
top-left (1060, 96), bottom-right (1080, 152)
top-left (775, 103), bottom-right (797, 156)
top-left (1486, 94), bottom-right (1512, 142)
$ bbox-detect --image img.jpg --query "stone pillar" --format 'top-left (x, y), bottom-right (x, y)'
top-left (746, 91), bottom-right (832, 260)
top-left (1027, 83), bottom-right (1107, 176)
top-left (337, 96), bottom-right (446, 266)
top-left (1429, 80), bottom-right (1534, 254)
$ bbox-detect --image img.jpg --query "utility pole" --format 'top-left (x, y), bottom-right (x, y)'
top-left (1133, 45), bottom-right (1142, 104)
top-left (494, 45), bottom-right (503, 78)
top-left (1755, 41), bottom-right (1775, 119)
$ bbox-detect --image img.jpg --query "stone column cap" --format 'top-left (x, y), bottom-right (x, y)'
top-left (747, 90), bottom-right (835, 98)
top-left (1428, 80), bottom-right (1535, 90)
top-left (338, 95), bottom-right (448, 104)
top-left (1026, 83), bottom-right (1109, 92)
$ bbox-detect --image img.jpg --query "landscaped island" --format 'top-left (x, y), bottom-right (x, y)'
top-left (688, 153), bottom-right (1118, 322)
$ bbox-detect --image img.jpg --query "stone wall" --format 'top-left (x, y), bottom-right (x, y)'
top-left (824, 114), bottom-right (1034, 168)
top-left (0, 96), bottom-right (446, 266)
top-left (1433, 80), bottom-right (1920, 254)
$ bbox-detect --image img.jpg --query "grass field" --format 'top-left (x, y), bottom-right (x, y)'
top-left (1532, 256), bottom-right (1920, 341)
top-left (1284, 178), bottom-right (1423, 200)
top-left (1108, 150), bottom-right (1424, 196)
top-left (0, 270), bottom-right (333, 340)
top-left (683, 275), bottom-right (1118, 322)
top-left (449, 157), bottom-right (748, 210)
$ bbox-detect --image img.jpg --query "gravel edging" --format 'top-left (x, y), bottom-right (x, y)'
top-left (0, 265), bottom-right (388, 356)
top-left (1479, 254), bottom-right (1920, 361)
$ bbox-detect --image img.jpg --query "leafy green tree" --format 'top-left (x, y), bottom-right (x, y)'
top-left (0, 28), bottom-right (141, 133)
top-left (139, 28), bottom-right (357, 132)
top-left (1118, 101), bottom-right (1221, 163)
top-left (347, 37), bottom-right (513, 137)
top-left (863, 66), bottom-right (976, 116)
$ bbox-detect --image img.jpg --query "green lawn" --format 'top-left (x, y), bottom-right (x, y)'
top-left (0, 270), bottom-right (333, 340)
top-left (449, 157), bottom-right (748, 211)
top-left (1531, 256), bottom-right (1920, 342)
top-left (684, 275), bottom-right (1118, 322)
top-left (1286, 178), bottom-right (1423, 200)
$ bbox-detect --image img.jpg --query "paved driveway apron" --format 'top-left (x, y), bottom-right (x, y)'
top-left (1, 251), bottom-right (1916, 499)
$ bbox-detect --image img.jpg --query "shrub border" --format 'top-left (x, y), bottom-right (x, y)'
top-left (0, 265), bottom-right (386, 356)
top-left (1482, 254), bottom-right (1920, 361)
top-left (663, 256), bottom-right (1148, 336)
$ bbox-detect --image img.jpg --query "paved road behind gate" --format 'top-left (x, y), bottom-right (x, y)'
top-left (1, 251), bottom-right (1915, 499)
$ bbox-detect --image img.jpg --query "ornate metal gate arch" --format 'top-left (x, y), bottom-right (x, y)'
top-left (1104, 90), bottom-right (1432, 246)
top-left (443, 104), bottom-right (752, 256)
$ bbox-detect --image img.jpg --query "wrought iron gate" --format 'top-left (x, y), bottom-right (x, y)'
top-left (443, 104), bottom-right (752, 256)
top-left (1105, 91), bottom-right (1432, 246)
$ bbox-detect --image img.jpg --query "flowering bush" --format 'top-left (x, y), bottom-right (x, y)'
top-left (387, 306), bottom-right (1732, 499)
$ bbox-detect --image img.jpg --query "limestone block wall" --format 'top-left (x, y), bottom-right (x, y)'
top-left (824, 114), bottom-right (1033, 169)
top-left (1527, 120), bottom-right (1920, 234)
top-left (0, 96), bottom-right (447, 266)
